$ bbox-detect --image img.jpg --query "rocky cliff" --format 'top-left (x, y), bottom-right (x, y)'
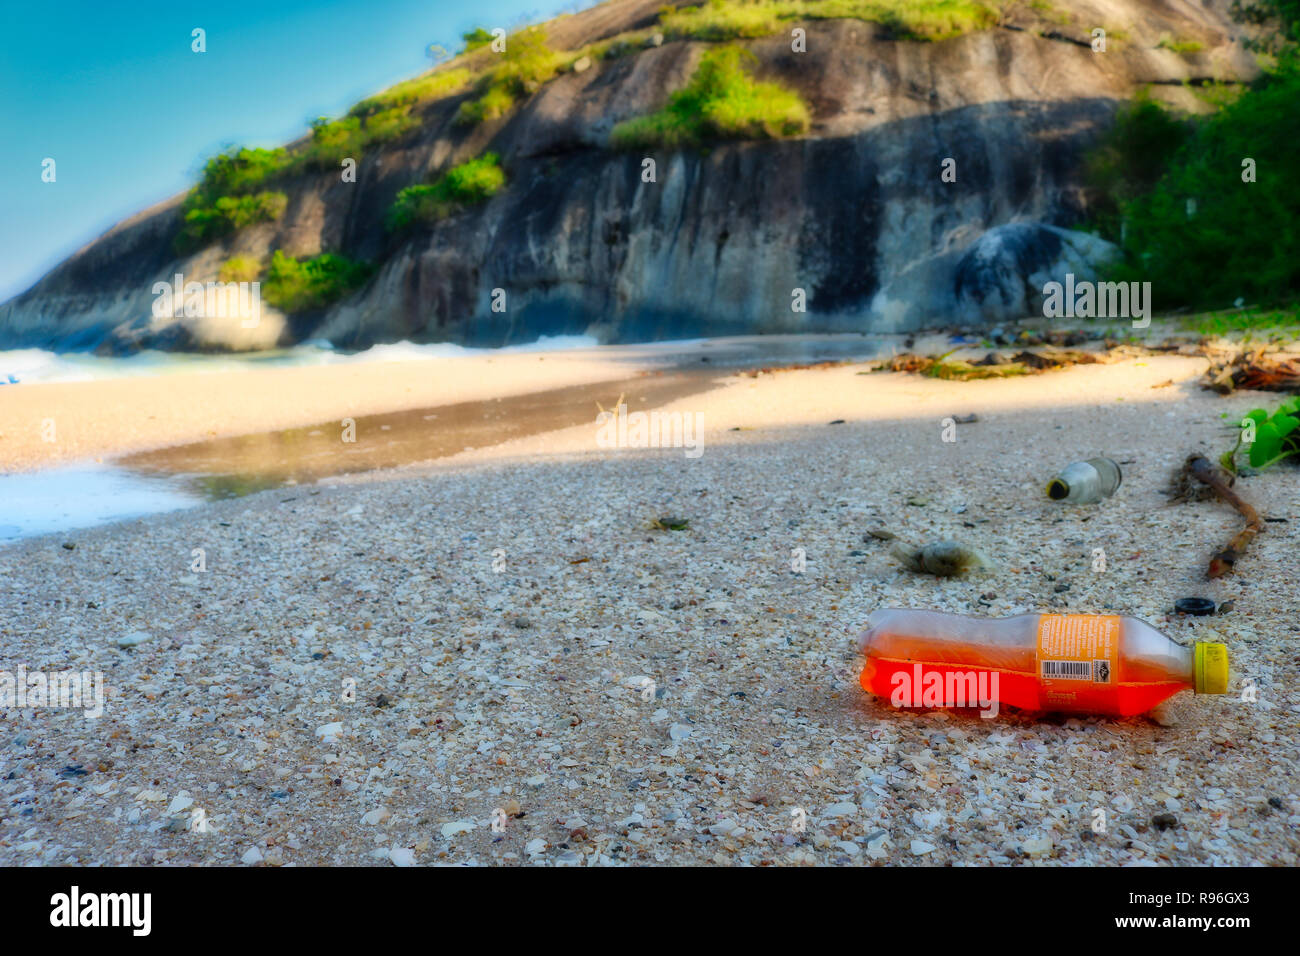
top-left (0, 0), bottom-right (1262, 352)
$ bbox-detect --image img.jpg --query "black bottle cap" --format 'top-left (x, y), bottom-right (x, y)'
top-left (1175, 597), bottom-right (1216, 616)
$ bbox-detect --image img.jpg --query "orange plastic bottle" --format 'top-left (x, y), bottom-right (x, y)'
top-left (857, 608), bottom-right (1228, 717)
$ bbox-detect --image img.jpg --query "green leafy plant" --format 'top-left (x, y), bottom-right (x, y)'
top-left (1084, 0), bottom-right (1300, 311)
top-left (1231, 0), bottom-right (1300, 56)
top-left (261, 250), bottom-right (374, 313)
top-left (386, 153), bottom-right (506, 231)
top-left (1222, 397), bottom-right (1300, 471)
top-left (611, 44), bottom-right (809, 149)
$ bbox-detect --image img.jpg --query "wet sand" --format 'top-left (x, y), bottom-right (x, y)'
top-left (121, 368), bottom-right (727, 494)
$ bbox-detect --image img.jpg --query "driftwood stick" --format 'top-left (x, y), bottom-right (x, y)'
top-left (1184, 454), bottom-right (1264, 578)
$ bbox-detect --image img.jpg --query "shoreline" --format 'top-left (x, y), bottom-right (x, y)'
top-left (0, 346), bottom-right (652, 473)
top-left (0, 333), bottom-right (891, 473)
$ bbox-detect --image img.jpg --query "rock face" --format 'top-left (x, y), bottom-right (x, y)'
top-left (873, 222), bottom-right (1121, 329)
top-left (0, 0), bottom-right (1259, 352)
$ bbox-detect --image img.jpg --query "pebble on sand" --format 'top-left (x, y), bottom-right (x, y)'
top-left (389, 846), bottom-right (417, 867)
top-left (315, 721), bottom-right (344, 742)
top-left (167, 795), bottom-right (193, 815)
top-left (1022, 836), bottom-right (1054, 858)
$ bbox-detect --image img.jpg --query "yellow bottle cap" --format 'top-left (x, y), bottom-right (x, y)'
top-left (1194, 642), bottom-right (1229, 695)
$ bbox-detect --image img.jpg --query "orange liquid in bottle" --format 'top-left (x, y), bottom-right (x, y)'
top-left (858, 609), bottom-right (1227, 717)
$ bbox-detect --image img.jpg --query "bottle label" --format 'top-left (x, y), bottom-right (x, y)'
top-left (1037, 614), bottom-right (1120, 709)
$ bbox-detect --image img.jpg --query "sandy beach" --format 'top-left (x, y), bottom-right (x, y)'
top-left (1, 347), bottom-right (1297, 866)
top-left (0, 348), bottom-right (653, 472)
top-left (0, 335), bottom-right (886, 472)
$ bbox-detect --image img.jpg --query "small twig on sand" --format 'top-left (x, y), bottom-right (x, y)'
top-left (1181, 454), bottom-right (1265, 578)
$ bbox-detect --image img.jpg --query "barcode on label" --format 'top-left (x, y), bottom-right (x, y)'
top-left (1042, 660), bottom-right (1092, 680)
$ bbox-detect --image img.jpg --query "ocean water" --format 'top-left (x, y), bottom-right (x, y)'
top-left (0, 334), bottom-right (602, 385)
top-left (0, 466), bottom-right (203, 542)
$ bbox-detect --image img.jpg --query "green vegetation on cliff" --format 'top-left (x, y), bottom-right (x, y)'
top-left (175, 1), bottom-right (1015, 255)
top-left (387, 153), bottom-right (506, 230)
top-left (1232, 0), bottom-right (1300, 51)
top-left (456, 27), bottom-right (561, 125)
top-left (176, 65), bottom-right (473, 250)
top-left (217, 255), bottom-right (261, 283)
top-left (261, 250), bottom-right (375, 313)
top-left (300, 109), bottom-right (418, 169)
top-left (461, 27), bottom-right (495, 53)
top-left (612, 45), bottom-right (810, 148)
top-left (176, 152), bottom-right (289, 253)
top-left (1155, 34), bottom-right (1204, 54)
top-left (348, 68), bottom-right (472, 119)
top-left (659, 0), bottom-right (1001, 43)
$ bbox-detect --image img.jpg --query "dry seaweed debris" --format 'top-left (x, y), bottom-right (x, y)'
top-left (1202, 347), bottom-right (1300, 395)
top-left (1168, 454), bottom-right (1264, 578)
top-left (889, 539), bottom-right (985, 577)
top-left (650, 515), bottom-right (690, 531)
top-left (871, 349), bottom-right (1102, 381)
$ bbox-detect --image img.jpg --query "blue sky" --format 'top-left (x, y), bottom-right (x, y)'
top-left (0, 0), bottom-right (583, 302)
